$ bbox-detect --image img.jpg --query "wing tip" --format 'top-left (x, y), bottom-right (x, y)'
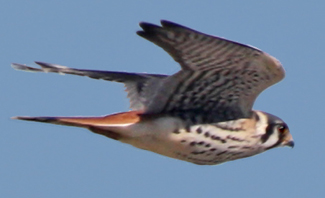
top-left (137, 22), bottom-right (160, 35)
top-left (12, 61), bottom-right (68, 73)
top-left (160, 20), bottom-right (182, 28)
top-left (137, 20), bottom-right (183, 41)
top-left (11, 63), bottom-right (23, 70)
top-left (136, 30), bottom-right (146, 37)
top-left (137, 22), bottom-right (162, 40)
top-left (138, 20), bottom-right (183, 32)
top-left (139, 21), bottom-right (159, 29)
top-left (11, 63), bottom-right (41, 72)
top-left (11, 61), bottom-right (60, 72)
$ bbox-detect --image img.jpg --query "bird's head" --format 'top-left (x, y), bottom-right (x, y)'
top-left (255, 111), bottom-right (294, 150)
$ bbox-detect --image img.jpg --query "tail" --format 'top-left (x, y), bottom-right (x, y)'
top-left (12, 111), bottom-right (142, 140)
top-left (11, 61), bottom-right (168, 110)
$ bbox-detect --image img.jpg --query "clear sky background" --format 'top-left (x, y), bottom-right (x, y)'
top-left (1, 1), bottom-right (325, 197)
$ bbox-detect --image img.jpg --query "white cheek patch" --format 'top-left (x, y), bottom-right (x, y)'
top-left (262, 131), bottom-right (279, 148)
top-left (255, 111), bottom-right (269, 136)
top-left (254, 111), bottom-right (281, 149)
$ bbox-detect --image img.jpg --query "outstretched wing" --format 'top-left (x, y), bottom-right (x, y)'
top-left (12, 62), bottom-right (167, 110)
top-left (137, 21), bottom-right (285, 122)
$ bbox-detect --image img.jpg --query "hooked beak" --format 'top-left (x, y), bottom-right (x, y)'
top-left (282, 133), bottom-right (294, 148)
top-left (285, 140), bottom-right (294, 148)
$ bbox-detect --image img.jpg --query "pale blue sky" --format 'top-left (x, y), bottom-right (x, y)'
top-left (2, 1), bottom-right (325, 197)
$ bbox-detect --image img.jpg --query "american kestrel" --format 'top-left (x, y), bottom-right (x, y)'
top-left (12, 20), bottom-right (293, 165)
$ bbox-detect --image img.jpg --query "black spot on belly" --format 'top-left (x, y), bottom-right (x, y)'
top-left (191, 150), bottom-right (206, 155)
top-left (216, 151), bottom-right (227, 156)
top-left (231, 152), bottom-right (244, 156)
top-left (211, 135), bottom-right (227, 143)
top-left (242, 146), bottom-right (252, 149)
top-left (204, 132), bottom-right (210, 137)
top-left (173, 129), bottom-right (180, 134)
top-left (196, 127), bottom-right (202, 134)
top-left (226, 135), bottom-right (244, 142)
top-left (228, 146), bottom-right (239, 149)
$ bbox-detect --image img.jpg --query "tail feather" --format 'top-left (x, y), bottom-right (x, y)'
top-left (12, 111), bottom-right (143, 140)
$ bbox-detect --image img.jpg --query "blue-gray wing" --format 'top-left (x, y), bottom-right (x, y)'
top-left (11, 62), bottom-right (167, 110)
top-left (137, 20), bottom-right (285, 121)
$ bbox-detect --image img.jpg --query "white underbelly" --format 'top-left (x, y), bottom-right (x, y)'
top-left (112, 116), bottom-right (263, 165)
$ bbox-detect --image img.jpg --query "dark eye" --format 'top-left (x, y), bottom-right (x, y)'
top-left (277, 125), bottom-right (286, 133)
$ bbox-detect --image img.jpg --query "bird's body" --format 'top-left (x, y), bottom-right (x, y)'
top-left (12, 20), bottom-right (293, 165)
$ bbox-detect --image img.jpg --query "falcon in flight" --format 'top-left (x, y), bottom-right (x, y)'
top-left (12, 20), bottom-right (293, 165)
